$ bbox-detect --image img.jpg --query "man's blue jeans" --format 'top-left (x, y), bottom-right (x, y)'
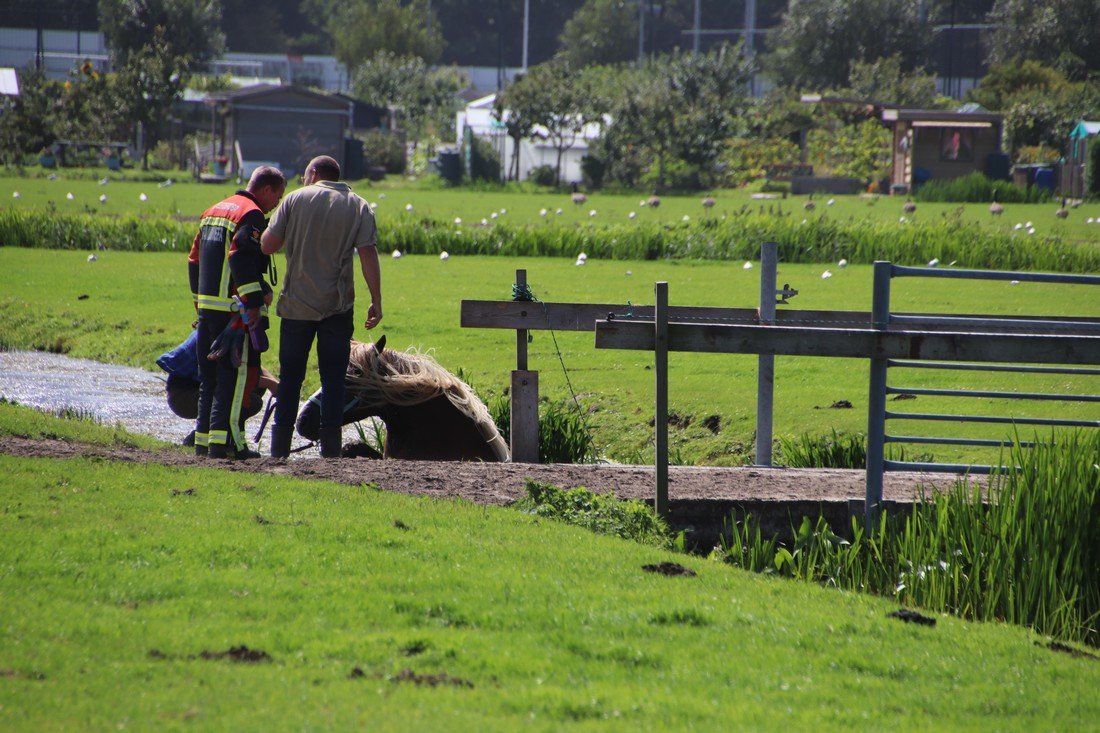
top-left (273, 309), bottom-right (354, 433)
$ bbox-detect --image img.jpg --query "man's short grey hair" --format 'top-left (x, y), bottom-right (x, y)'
top-left (307, 155), bottom-right (341, 182)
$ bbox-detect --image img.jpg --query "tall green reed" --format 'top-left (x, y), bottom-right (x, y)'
top-left (721, 431), bottom-right (1100, 646)
top-left (4, 208), bottom-right (1098, 272)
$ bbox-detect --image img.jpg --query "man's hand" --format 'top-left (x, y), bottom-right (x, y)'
top-left (364, 302), bottom-right (382, 330)
top-left (244, 307), bottom-right (262, 331)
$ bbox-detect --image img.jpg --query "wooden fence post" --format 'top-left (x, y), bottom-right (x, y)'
top-left (654, 281), bottom-right (669, 518)
top-left (510, 268), bottom-right (539, 462)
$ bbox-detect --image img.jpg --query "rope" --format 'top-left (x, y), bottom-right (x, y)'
top-left (511, 280), bottom-right (583, 411)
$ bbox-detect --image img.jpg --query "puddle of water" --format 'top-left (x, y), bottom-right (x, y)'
top-left (0, 350), bottom-right (355, 456)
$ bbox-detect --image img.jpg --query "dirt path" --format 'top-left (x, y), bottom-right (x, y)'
top-left (0, 434), bottom-right (966, 506)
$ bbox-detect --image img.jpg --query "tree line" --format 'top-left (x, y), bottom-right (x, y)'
top-left (2, 0), bottom-right (1098, 186)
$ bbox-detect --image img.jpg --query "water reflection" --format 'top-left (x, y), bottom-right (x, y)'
top-left (0, 350), bottom-right (327, 455)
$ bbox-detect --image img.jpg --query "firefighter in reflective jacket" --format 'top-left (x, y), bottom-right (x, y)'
top-left (188, 166), bottom-right (286, 459)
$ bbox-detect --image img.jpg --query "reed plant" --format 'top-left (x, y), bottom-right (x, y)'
top-left (490, 395), bottom-right (597, 464)
top-left (915, 172), bottom-right (1052, 204)
top-left (4, 207), bottom-right (1099, 272)
top-left (721, 431), bottom-right (1100, 646)
top-left (778, 429), bottom-right (934, 469)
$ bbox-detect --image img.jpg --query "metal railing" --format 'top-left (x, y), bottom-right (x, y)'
top-left (865, 262), bottom-right (1100, 516)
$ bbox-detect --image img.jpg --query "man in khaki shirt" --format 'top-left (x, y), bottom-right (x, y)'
top-left (261, 155), bottom-right (382, 458)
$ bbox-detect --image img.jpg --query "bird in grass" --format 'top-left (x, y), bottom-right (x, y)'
top-left (702, 195), bottom-right (716, 209)
top-left (903, 198), bottom-right (917, 214)
top-left (989, 194), bottom-right (1003, 216)
top-left (571, 183), bottom-right (587, 205)
top-left (646, 194), bottom-right (661, 208)
top-left (1056, 199), bottom-right (1069, 219)
top-left (803, 194), bottom-right (815, 211)
top-left (98, 177), bottom-right (109, 186)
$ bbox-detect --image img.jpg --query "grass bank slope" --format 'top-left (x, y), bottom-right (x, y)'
top-left (0, 439), bottom-right (1097, 728)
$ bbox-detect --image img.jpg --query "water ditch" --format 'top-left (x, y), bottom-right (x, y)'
top-left (0, 350), bottom-right (348, 456)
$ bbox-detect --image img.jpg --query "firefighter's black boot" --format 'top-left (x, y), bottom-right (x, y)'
top-left (270, 425), bottom-right (293, 459)
top-left (319, 426), bottom-right (343, 458)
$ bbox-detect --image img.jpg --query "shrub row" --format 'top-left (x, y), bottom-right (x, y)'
top-left (3, 208), bottom-right (1098, 273)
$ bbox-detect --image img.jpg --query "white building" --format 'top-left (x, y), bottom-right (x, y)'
top-left (456, 93), bottom-right (604, 184)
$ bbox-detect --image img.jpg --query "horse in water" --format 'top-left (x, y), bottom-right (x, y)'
top-left (295, 336), bottom-right (510, 462)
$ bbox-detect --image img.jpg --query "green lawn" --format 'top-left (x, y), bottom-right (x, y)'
top-left (1, 247), bottom-right (1095, 466)
top-left (0, 406), bottom-right (1096, 731)
top-left (4, 173), bottom-right (1100, 245)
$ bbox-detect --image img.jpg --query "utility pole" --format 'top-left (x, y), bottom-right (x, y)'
top-left (692, 0), bottom-right (701, 53)
top-left (744, 0), bottom-right (757, 95)
top-left (522, 0), bottom-right (530, 70)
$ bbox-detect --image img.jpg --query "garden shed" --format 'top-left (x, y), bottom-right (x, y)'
top-left (210, 84), bottom-right (351, 178)
top-left (881, 107), bottom-right (1004, 194)
top-left (1065, 120), bottom-right (1100, 200)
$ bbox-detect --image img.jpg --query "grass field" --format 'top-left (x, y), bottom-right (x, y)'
top-left (0, 404), bottom-right (1097, 731)
top-left (1, 247), bottom-right (1096, 465)
top-left (5, 173), bottom-right (1100, 245)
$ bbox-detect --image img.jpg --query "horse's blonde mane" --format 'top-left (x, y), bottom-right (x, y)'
top-left (347, 341), bottom-right (510, 461)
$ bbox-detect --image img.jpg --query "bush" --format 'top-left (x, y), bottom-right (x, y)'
top-left (914, 172), bottom-right (1050, 203)
top-left (719, 137), bottom-right (802, 187)
top-left (515, 480), bottom-right (674, 547)
top-left (1089, 136), bottom-right (1100, 197)
top-left (806, 119), bottom-right (891, 184)
top-left (580, 154), bottom-right (606, 189)
top-left (528, 164), bottom-right (557, 187)
top-left (468, 134), bottom-right (501, 183)
top-left (360, 129), bottom-right (406, 174)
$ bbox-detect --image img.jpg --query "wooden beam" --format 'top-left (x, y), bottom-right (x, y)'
top-left (594, 321), bottom-right (1100, 365)
top-left (462, 300), bottom-right (1098, 335)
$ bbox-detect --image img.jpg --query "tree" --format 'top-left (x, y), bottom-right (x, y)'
top-left (966, 61), bottom-right (1100, 154)
top-left (98, 0), bottom-right (224, 168)
top-left (965, 60), bottom-right (1068, 111)
top-left (556, 0), bottom-right (638, 68)
top-left (766, 0), bottom-right (930, 89)
top-left (605, 46), bottom-right (750, 189)
top-left (0, 69), bottom-right (55, 164)
top-left (492, 93), bottom-right (535, 182)
top-left (329, 0), bottom-right (444, 68)
top-left (98, 0), bottom-right (224, 68)
top-left (498, 60), bottom-right (594, 185)
top-left (844, 55), bottom-right (941, 108)
top-left (350, 52), bottom-right (464, 143)
top-left (985, 0), bottom-right (1100, 79)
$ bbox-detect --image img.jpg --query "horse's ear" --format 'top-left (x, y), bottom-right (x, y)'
top-left (374, 334), bottom-right (386, 354)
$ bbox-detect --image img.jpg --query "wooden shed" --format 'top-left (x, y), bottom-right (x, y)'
top-left (1065, 120), bottom-right (1099, 199)
top-left (882, 107), bottom-right (1004, 194)
top-left (211, 84), bottom-right (351, 178)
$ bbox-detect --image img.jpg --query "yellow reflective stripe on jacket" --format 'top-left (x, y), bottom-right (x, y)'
top-left (196, 294), bottom-right (234, 311)
top-left (200, 216), bottom-right (236, 231)
top-left (237, 281), bottom-right (263, 297)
